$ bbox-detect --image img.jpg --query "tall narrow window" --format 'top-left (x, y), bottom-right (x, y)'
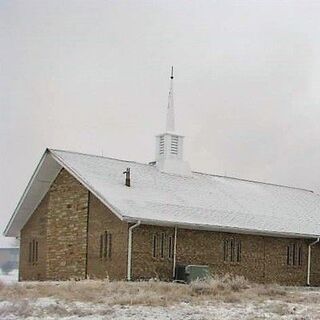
top-left (168, 236), bottom-right (173, 259)
top-left (223, 238), bottom-right (241, 263)
top-left (230, 239), bottom-right (235, 262)
top-left (35, 241), bottom-right (38, 262)
top-left (287, 243), bottom-right (303, 266)
top-left (152, 234), bottom-right (157, 258)
top-left (298, 246), bottom-right (302, 266)
top-left (108, 234), bottom-right (112, 259)
top-left (99, 234), bottom-right (103, 259)
top-left (104, 231), bottom-right (108, 258)
top-left (28, 240), bottom-right (39, 265)
top-left (99, 231), bottom-right (112, 260)
top-left (28, 242), bottom-right (32, 263)
top-left (292, 244), bottom-right (296, 265)
top-left (32, 239), bottom-right (35, 263)
top-left (160, 233), bottom-right (165, 258)
top-left (287, 245), bottom-right (290, 265)
top-left (236, 240), bottom-right (241, 262)
top-left (223, 240), bottom-right (229, 261)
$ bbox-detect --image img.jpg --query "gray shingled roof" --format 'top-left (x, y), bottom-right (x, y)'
top-left (4, 149), bottom-right (320, 238)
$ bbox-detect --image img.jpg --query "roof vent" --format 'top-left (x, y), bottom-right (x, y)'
top-left (123, 168), bottom-right (131, 187)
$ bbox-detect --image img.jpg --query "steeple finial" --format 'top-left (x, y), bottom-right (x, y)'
top-left (166, 66), bottom-right (175, 132)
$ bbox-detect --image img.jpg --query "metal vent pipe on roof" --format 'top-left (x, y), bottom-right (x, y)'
top-left (123, 168), bottom-right (131, 187)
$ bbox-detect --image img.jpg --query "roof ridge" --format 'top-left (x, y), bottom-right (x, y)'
top-left (49, 148), bottom-right (314, 193)
top-left (193, 171), bottom-right (314, 193)
top-left (49, 148), bottom-right (150, 167)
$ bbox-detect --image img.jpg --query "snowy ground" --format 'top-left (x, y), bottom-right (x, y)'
top-left (1, 274), bottom-right (320, 319)
top-left (1, 296), bottom-right (320, 320)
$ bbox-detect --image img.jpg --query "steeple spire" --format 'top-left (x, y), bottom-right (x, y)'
top-left (166, 66), bottom-right (175, 132)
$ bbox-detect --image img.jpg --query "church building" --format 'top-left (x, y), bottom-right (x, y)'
top-left (4, 69), bottom-right (320, 285)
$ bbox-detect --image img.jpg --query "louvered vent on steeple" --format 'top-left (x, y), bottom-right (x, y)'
top-left (159, 136), bottom-right (165, 155)
top-left (171, 136), bottom-right (179, 155)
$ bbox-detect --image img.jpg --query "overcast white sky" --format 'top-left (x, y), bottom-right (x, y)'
top-left (2, 1), bottom-right (320, 247)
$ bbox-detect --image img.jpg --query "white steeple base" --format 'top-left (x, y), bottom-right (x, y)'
top-left (157, 158), bottom-right (192, 177)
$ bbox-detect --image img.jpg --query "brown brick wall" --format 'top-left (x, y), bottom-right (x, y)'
top-left (263, 237), bottom-right (308, 285)
top-left (20, 193), bottom-right (49, 281)
top-left (310, 245), bottom-right (320, 286)
top-left (20, 169), bottom-right (89, 281)
top-left (132, 225), bottom-right (312, 286)
top-left (131, 225), bottom-right (174, 280)
top-left (87, 194), bottom-right (128, 280)
top-left (46, 169), bottom-right (89, 280)
top-left (177, 229), bottom-right (310, 285)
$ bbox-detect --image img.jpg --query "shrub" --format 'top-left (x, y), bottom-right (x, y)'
top-left (190, 274), bottom-right (250, 296)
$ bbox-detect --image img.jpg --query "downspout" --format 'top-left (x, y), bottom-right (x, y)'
top-left (307, 237), bottom-right (320, 286)
top-left (172, 226), bottom-right (178, 279)
top-left (127, 221), bottom-right (141, 281)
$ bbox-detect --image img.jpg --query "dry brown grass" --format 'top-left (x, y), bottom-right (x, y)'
top-left (2, 276), bottom-right (320, 319)
top-left (0, 274), bottom-right (293, 307)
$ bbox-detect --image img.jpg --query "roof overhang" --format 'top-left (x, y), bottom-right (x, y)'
top-left (4, 149), bottom-right (125, 237)
top-left (3, 149), bottom-right (62, 237)
top-left (124, 216), bottom-right (320, 240)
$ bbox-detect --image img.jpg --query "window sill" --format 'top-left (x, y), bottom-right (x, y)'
top-left (286, 265), bottom-right (303, 268)
top-left (223, 261), bottom-right (241, 266)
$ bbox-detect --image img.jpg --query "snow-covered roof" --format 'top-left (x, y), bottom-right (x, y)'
top-left (4, 149), bottom-right (320, 238)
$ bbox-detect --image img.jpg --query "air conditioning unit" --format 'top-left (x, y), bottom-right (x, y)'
top-left (175, 264), bottom-right (210, 283)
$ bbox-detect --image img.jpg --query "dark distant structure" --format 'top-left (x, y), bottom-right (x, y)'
top-left (0, 248), bottom-right (19, 274)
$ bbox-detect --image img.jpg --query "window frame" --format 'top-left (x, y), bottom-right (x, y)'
top-left (152, 234), bottom-right (157, 258)
top-left (223, 238), bottom-right (241, 264)
top-left (298, 245), bottom-right (302, 266)
top-left (286, 243), bottom-right (303, 267)
top-left (108, 233), bottom-right (112, 259)
top-left (168, 235), bottom-right (174, 259)
top-left (99, 231), bottom-right (112, 261)
top-left (99, 234), bottom-right (104, 259)
top-left (104, 231), bottom-right (108, 258)
top-left (160, 233), bottom-right (165, 259)
top-left (28, 239), bottom-right (39, 265)
top-left (236, 240), bottom-right (241, 263)
top-left (28, 241), bottom-right (32, 263)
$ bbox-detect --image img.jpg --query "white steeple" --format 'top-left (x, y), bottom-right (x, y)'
top-left (155, 67), bottom-right (191, 176)
top-left (166, 66), bottom-right (175, 132)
